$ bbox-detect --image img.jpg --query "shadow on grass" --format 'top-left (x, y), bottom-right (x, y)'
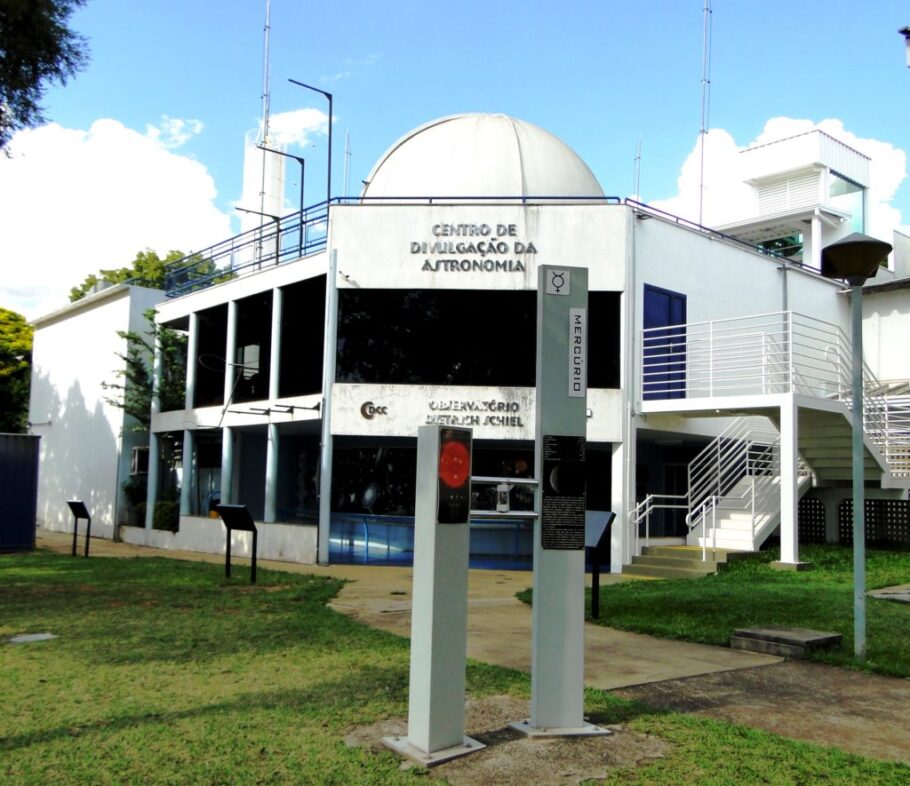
top-left (0, 663), bottom-right (409, 754)
top-left (1, 552), bottom-right (396, 669)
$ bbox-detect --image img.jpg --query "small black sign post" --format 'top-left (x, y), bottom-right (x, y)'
top-left (66, 500), bottom-right (91, 558)
top-left (216, 504), bottom-right (258, 584)
top-left (585, 512), bottom-right (616, 620)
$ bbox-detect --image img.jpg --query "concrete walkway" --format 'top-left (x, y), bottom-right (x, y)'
top-left (34, 529), bottom-right (776, 689)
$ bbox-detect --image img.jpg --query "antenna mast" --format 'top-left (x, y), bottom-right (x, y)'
top-left (343, 130), bottom-right (351, 195)
top-left (260, 0), bottom-right (272, 144)
top-left (633, 136), bottom-right (642, 200)
top-left (258, 0), bottom-right (272, 226)
top-left (698, 0), bottom-right (712, 226)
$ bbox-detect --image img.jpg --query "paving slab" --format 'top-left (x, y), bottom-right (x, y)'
top-left (869, 583), bottom-right (910, 604)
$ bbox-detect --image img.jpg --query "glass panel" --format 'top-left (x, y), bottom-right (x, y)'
top-left (829, 171), bottom-right (864, 233)
top-left (337, 289), bottom-right (536, 386)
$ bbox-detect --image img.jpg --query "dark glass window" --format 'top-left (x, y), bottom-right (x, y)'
top-left (233, 292), bottom-right (272, 403)
top-left (280, 276), bottom-right (326, 397)
top-left (587, 291), bottom-right (621, 389)
top-left (194, 304), bottom-right (227, 407)
top-left (331, 439), bottom-right (417, 515)
top-left (336, 289), bottom-right (536, 386)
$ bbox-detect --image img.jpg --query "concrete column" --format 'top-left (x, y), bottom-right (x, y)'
top-left (221, 427), bottom-right (233, 506)
top-left (611, 438), bottom-right (633, 572)
top-left (223, 300), bottom-right (238, 407)
top-left (269, 287), bottom-right (283, 400)
top-left (184, 312), bottom-right (198, 410)
top-left (810, 213), bottom-right (822, 270)
top-left (264, 424), bottom-right (279, 522)
top-left (317, 251), bottom-right (339, 564)
top-left (144, 433), bottom-right (160, 533)
top-left (775, 396), bottom-right (800, 566)
top-left (179, 429), bottom-right (195, 516)
top-left (262, 288), bottom-right (283, 524)
top-left (144, 332), bottom-right (164, 534)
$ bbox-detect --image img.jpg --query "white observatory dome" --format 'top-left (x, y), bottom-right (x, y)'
top-left (361, 113), bottom-right (604, 199)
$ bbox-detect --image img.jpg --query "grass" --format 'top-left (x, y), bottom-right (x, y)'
top-left (1, 549), bottom-right (909, 784)
top-left (574, 545), bottom-right (910, 677)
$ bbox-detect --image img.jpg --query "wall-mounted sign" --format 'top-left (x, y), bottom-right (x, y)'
top-left (360, 401), bottom-right (388, 419)
top-left (412, 222), bottom-right (538, 273)
top-left (426, 398), bottom-right (524, 428)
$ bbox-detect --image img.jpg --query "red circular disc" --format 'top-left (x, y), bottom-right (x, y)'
top-left (438, 440), bottom-right (469, 488)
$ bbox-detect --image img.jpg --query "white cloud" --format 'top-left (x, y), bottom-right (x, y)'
top-left (651, 118), bottom-right (908, 238)
top-left (145, 115), bottom-right (204, 149)
top-left (0, 119), bottom-right (232, 320)
top-left (265, 108), bottom-right (329, 148)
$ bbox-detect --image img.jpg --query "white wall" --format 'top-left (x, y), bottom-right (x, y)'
top-left (864, 286), bottom-right (910, 381)
top-left (633, 217), bottom-right (847, 335)
top-left (120, 515), bottom-right (318, 564)
top-left (29, 286), bottom-right (163, 537)
top-left (331, 203), bottom-right (628, 292)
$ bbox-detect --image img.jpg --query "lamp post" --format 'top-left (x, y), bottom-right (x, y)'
top-left (287, 79), bottom-right (332, 209)
top-left (236, 206), bottom-right (281, 266)
top-left (900, 27), bottom-right (910, 68)
top-left (820, 232), bottom-right (892, 661)
top-left (258, 145), bottom-right (306, 256)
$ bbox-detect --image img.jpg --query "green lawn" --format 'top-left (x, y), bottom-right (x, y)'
top-left (2, 549), bottom-right (909, 784)
top-left (581, 545), bottom-right (910, 677)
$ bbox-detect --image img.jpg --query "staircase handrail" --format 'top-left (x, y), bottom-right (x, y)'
top-left (685, 494), bottom-right (719, 562)
top-left (628, 493), bottom-right (688, 556)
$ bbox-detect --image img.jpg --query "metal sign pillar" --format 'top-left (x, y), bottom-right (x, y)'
top-left (384, 425), bottom-right (484, 766)
top-left (518, 265), bottom-right (608, 737)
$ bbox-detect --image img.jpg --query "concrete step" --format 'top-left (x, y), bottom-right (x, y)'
top-left (625, 545), bottom-right (750, 579)
top-left (641, 545), bottom-right (741, 563)
top-left (623, 562), bottom-right (716, 580)
top-left (631, 554), bottom-right (719, 571)
top-left (730, 626), bottom-right (843, 658)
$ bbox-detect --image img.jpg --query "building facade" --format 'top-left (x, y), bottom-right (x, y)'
top-left (32, 114), bottom-right (910, 571)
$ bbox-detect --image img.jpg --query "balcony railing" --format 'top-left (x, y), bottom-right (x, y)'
top-left (640, 310), bottom-right (908, 477)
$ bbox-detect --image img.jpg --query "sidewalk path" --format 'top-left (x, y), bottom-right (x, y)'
top-left (32, 530), bottom-right (910, 763)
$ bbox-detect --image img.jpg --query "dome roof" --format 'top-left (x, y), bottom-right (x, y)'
top-left (361, 113), bottom-right (604, 199)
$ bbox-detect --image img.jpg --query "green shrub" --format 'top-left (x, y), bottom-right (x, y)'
top-left (152, 500), bottom-right (179, 532)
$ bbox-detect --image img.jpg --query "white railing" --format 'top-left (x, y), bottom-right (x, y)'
top-left (687, 495), bottom-right (718, 562)
top-left (628, 414), bottom-right (814, 562)
top-left (640, 310), bottom-right (904, 478)
top-left (883, 394), bottom-right (910, 477)
top-left (627, 492), bottom-right (688, 556)
top-left (641, 311), bottom-right (849, 400)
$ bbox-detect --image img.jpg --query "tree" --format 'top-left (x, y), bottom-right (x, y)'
top-left (0, 0), bottom-right (89, 151)
top-left (103, 308), bottom-right (186, 431)
top-left (70, 248), bottom-right (186, 302)
top-left (104, 308), bottom-right (186, 531)
top-left (0, 307), bottom-right (33, 432)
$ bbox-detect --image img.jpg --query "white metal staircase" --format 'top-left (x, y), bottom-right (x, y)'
top-left (629, 311), bottom-right (910, 566)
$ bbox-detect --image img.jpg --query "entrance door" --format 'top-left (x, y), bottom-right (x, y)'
top-left (643, 285), bottom-right (687, 400)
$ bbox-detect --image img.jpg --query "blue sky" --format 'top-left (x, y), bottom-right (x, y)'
top-left (2, 0), bottom-right (908, 317)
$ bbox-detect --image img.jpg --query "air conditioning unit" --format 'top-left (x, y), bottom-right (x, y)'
top-left (130, 446), bottom-right (149, 475)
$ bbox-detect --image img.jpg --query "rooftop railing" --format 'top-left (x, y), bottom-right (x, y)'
top-left (155, 195), bottom-right (809, 300)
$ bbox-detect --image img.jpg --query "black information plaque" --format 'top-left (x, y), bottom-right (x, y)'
top-left (541, 434), bottom-right (586, 550)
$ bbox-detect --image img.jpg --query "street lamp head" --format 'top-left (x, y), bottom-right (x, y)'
top-left (901, 26), bottom-right (910, 67)
top-left (820, 232), bottom-right (892, 286)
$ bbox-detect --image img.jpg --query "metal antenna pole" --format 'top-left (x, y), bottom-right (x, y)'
top-left (698, 0), bottom-right (712, 226)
